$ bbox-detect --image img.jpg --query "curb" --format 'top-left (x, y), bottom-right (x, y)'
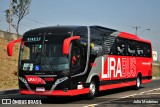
top-left (0, 89), bottom-right (19, 96)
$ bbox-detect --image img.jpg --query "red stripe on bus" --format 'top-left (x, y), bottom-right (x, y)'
top-left (99, 81), bottom-right (136, 91)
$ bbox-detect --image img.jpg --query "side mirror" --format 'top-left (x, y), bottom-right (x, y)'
top-left (63, 36), bottom-right (80, 55)
top-left (7, 38), bottom-right (22, 56)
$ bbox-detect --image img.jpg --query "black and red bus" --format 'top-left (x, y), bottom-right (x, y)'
top-left (7, 26), bottom-right (152, 98)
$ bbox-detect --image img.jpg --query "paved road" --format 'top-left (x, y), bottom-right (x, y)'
top-left (0, 80), bottom-right (160, 107)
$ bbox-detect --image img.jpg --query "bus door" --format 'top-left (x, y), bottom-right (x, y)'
top-left (70, 41), bottom-right (86, 89)
top-left (69, 27), bottom-right (89, 90)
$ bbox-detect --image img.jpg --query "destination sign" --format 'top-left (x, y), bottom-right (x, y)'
top-left (27, 37), bottom-right (41, 42)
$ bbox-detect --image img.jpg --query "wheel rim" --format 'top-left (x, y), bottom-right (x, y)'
top-left (90, 82), bottom-right (96, 95)
top-left (137, 77), bottom-right (140, 88)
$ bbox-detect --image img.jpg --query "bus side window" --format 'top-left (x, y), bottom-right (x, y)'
top-left (71, 46), bottom-right (81, 68)
top-left (109, 42), bottom-right (117, 55)
top-left (117, 46), bottom-right (124, 55)
top-left (116, 38), bottom-right (126, 55)
top-left (70, 43), bottom-right (83, 76)
top-left (142, 43), bottom-right (151, 58)
top-left (146, 44), bottom-right (152, 58)
top-left (127, 41), bottom-right (136, 56)
top-left (136, 42), bottom-right (144, 57)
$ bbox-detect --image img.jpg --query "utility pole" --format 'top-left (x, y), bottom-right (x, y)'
top-left (9, 0), bottom-right (13, 33)
top-left (132, 26), bottom-right (141, 36)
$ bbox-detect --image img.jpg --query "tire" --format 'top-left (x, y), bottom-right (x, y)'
top-left (135, 75), bottom-right (141, 90)
top-left (87, 79), bottom-right (98, 99)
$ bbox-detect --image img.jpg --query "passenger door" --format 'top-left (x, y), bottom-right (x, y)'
top-left (70, 41), bottom-right (86, 89)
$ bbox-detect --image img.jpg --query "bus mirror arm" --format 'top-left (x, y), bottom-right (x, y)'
top-left (7, 38), bottom-right (22, 56)
top-left (63, 36), bottom-right (80, 55)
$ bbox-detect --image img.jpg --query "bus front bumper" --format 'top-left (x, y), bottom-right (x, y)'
top-left (20, 88), bottom-right (90, 96)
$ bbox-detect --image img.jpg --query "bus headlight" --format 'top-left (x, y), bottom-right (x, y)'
top-left (19, 77), bottom-right (27, 84)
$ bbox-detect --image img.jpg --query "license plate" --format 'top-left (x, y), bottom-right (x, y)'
top-left (36, 87), bottom-right (45, 91)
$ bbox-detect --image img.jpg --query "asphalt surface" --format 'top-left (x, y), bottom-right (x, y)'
top-left (0, 79), bottom-right (160, 107)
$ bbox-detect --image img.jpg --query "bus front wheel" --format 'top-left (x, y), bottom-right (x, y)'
top-left (87, 79), bottom-right (98, 99)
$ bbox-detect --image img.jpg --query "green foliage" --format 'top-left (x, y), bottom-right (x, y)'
top-left (5, 0), bottom-right (31, 34)
top-left (153, 65), bottom-right (160, 77)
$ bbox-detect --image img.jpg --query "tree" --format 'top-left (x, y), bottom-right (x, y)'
top-left (5, 0), bottom-right (31, 34)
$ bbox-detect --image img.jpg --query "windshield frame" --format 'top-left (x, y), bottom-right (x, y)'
top-left (19, 34), bottom-right (70, 72)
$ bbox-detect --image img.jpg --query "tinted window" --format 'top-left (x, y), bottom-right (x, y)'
top-left (136, 42), bottom-right (151, 58)
top-left (90, 28), bottom-right (103, 56)
top-left (109, 37), bottom-right (152, 58)
top-left (109, 37), bottom-right (127, 56)
top-left (73, 27), bottom-right (88, 43)
top-left (127, 40), bottom-right (136, 56)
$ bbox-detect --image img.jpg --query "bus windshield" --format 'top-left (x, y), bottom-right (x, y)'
top-left (20, 34), bottom-right (69, 72)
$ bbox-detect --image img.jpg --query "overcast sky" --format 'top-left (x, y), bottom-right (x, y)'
top-left (0, 0), bottom-right (160, 60)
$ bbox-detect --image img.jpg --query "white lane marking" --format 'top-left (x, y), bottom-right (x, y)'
top-left (84, 104), bottom-right (98, 107)
top-left (120, 93), bottom-right (137, 98)
top-left (139, 88), bottom-right (160, 95)
top-left (84, 87), bottom-right (160, 107)
top-left (142, 93), bottom-right (160, 95)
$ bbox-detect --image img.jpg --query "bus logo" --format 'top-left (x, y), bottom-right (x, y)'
top-left (25, 76), bottom-right (46, 84)
top-left (101, 57), bottom-right (136, 79)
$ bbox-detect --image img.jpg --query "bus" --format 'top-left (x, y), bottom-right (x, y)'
top-left (7, 26), bottom-right (152, 99)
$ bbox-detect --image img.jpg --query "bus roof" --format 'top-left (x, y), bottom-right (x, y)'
top-left (23, 25), bottom-right (151, 44)
top-left (118, 32), bottom-right (151, 44)
top-left (24, 25), bottom-right (117, 36)
top-left (23, 26), bottom-right (84, 36)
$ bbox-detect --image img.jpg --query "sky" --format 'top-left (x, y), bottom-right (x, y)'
top-left (0, 0), bottom-right (160, 60)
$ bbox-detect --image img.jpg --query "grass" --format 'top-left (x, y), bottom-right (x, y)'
top-left (0, 38), bottom-right (19, 90)
top-left (153, 65), bottom-right (160, 77)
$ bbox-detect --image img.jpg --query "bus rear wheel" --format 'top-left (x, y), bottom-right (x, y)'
top-left (135, 75), bottom-right (141, 90)
top-left (87, 79), bottom-right (98, 99)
